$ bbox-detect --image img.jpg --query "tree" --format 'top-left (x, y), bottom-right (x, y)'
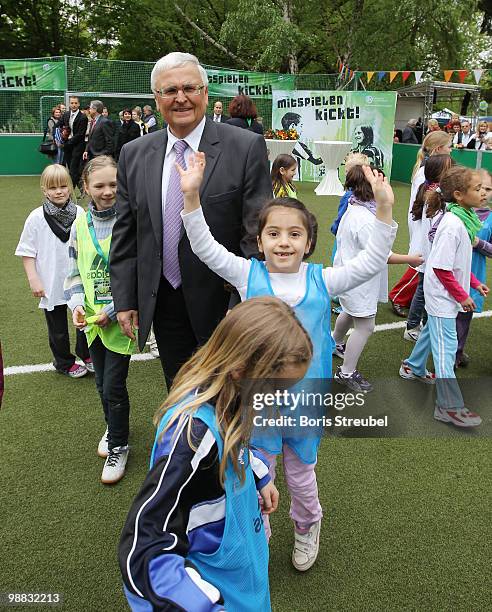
top-left (0, 0), bottom-right (90, 57)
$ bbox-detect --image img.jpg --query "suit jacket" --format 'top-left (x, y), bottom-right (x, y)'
top-left (402, 126), bottom-right (418, 144)
top-left (209, 113), bottom-right (229, 123)
top-left (86, 116), bottom-right (114, 158)
top-left (225, 117), bottom-right (263, 135)
top-left (110, 119), bottom-right (272, 351)
top-left (62, 110), bottom-right (88, 150)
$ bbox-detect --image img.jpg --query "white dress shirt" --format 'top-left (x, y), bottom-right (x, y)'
top-left (161, 117), bottom-right (206, 217)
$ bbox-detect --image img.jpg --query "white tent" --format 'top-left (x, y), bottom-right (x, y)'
top-left (431, 108), bottom-right (456, 118)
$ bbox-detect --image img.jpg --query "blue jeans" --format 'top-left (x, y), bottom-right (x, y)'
top-left (406, 272), bottom-right (427, 330)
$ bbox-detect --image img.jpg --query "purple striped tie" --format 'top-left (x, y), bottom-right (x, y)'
top-left (163, 139), bottom-right (188, 288)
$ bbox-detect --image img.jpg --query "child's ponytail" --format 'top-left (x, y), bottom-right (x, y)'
top-left (426, 165), bottom-right (476, 218)
top-left (425, 189), bottom-right (446, 219)
top-left (413, 154), bottom-right (454, 220)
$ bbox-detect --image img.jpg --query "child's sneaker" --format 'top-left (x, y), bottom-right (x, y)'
top-left (434, 406), bottom-right (482, 428)
top-left (61, 363), bottom-right (87, 378)
top-left (84, 358), bottom-right (94, 373)
top-left (149, 338), bottom-right (160, 358)
top-left (399, 361), bottom-right (435, 384)
top-left (403, 325), bottom-right (421, 342)
top-left (333, 342), bottom-right (346, 358)
top-left (456, 352), bottom-right (470, 368)
top-left (334, 365), bottom-right (373, 393)
top-left (97, 427), bottom-right (109, 458)
top-left (101, 445), bottom-right (129, 484)
top-left (292, 520), bottom-right (321, 571)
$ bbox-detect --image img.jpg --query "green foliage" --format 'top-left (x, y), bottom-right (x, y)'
top-left (0, 0), bottom-right (490, 84)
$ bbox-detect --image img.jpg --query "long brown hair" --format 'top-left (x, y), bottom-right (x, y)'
top-left (345, 165), bottom-right (374, 201)
top-left (411, 154), bottom-right (454, 220)
top-left (154, 297), bottom-right (313, 485)
top-left (271, 153), bottom-right (296, 195)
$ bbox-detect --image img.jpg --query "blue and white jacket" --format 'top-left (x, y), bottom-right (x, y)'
top-left (119, 415), bottom-right (270, 611)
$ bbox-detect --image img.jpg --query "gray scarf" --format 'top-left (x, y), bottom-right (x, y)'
top-left (349, 194), bottom-right (377, 216)
top-left (43, 197), bottom-right (77, 228)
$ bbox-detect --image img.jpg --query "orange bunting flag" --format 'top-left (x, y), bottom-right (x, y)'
top-left (443, 70), bottom-right (454, 82)
top-left (402, 71), bottom-right (411, 83)
top-left (389, 71), bottom-right (399, 83)
top-left (366, 71), bottom-right (375, 83)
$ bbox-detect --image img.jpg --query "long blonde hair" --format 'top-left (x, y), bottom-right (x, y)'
top-left (412, 131), bottom-right (451, 179)
top-left (154, 297), bottom-right (313, 485)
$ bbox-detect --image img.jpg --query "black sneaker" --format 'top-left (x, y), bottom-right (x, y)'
top-left (333, 343), bottom-right (346, 358)
top-left (456, 352), bottom-right (470, 368)
top-left (334, 365), bottom-right (373, 393)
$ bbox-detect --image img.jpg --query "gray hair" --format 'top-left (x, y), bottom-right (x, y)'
top-left (407, 118), bottom-right (418, 127)
top-left (90, 100), bottom-right (104, 114)
top-left (150, 52), bottom-right (209, 91)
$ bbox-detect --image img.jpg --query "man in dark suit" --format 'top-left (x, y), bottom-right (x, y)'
top-left (210, 100), bottom-right (229, 123)
top-left (110, 52), bottom-right (272, 386)
top-left (83, 100), bottom-right (114, 161)
top-left (61, 96), bottom-right (88, 189)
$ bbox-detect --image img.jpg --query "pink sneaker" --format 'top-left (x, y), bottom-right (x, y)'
top-left (64, 363), bottom-right (88, 378)
top-left (84, 358), bottom-right (94, 373)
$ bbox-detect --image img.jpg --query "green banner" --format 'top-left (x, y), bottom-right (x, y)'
top-left (207, 68), bottom-right (295, 98)
top-left (0, 59), bottom-right (66, 90)
top-left (272, 90), bottom-right (397, 182)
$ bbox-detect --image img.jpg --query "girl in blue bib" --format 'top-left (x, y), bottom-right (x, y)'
top-left (119, 297), bottom-right (313, 612)
top-left (177, 153), bottom-right (398, 571)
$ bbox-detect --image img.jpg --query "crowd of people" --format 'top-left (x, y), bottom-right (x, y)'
top-left (395, 113), bottom-right (492, 150)
top-left (41, 100), bottom-right (159, 187)
top-left (12, 51), bottom-right (492, 610)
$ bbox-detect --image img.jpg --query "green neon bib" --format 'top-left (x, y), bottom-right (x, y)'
top-left (75, 212), bottom-right (134, 355)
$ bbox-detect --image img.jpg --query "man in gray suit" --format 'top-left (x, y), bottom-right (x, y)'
top-left (110, 52), bottom-right (272, 386)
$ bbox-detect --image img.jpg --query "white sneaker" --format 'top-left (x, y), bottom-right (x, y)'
top-left (399, 361), bottom-right (436, 384)
top-left (434, 406), bottom-right (482, 428)
top-left (403, 325), bottom-right (421, 342)
top-left (101, 445), bottom-right (129, 484)
top-left (149, 339), bottom-right (160, 358)
top-left (292, 520), bottom-right (321, 571)
top-left (97, 427), bottom-right (109, 458)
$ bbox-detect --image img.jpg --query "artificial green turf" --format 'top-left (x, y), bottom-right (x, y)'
top-left (0, 177), bottom-right (490, 611)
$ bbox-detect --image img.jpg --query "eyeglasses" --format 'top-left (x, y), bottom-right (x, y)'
top-left (154, 84), bottom-right (206, 99)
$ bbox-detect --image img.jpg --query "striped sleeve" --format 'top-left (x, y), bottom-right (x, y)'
top-left (64, 222), bottom-right (85, 311)
top-left (119, 416), bottom-right (227, 612)
top-left (249, 447), bottom-right (271, 490)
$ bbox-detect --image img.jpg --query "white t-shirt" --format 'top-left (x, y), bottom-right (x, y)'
top-left (334, 204), bottom-right (389, 317)
top-left (408, 166), bottom-right (425, 253)
top-left (15, 205), bottom-right (84, 311)
top-left (416, 204), bottom-right (444, 273)
top-left (424, 212), bottom-right (472, 318)
top-left (181, 208), bottom-right (397, 308)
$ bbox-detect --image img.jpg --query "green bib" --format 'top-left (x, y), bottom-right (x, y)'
top-left (75, 212), bottom-right (135, 355)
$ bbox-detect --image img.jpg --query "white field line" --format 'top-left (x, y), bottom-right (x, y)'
top-left (4, 309), bottom-right (492, 376)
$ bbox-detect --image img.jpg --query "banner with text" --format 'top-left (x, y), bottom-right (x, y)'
top-left (207, 68), bottom-right (295, 98)
top-left (272, 90), bottom-right (397, 182)
top-left (0, 59), bottom-right (66, 90)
